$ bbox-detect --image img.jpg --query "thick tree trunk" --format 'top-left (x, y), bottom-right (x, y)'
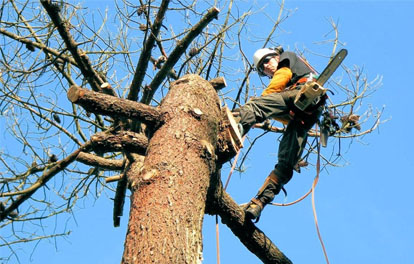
top-left (122, 74), bottom-right (221, 264)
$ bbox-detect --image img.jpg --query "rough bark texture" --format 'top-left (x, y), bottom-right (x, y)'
top-left (122, 74), bottom-right (221, 264)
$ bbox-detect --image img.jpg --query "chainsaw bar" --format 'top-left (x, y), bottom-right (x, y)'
top-left (316, 49), bottom-right (348, 86)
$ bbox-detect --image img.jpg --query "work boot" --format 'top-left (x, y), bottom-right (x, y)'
top-left (245, 200), bottom-right (263, 221)
top-left (244, 171), bottom-right (280, 222)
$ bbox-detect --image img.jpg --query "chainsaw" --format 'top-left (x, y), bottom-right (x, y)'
top-left (294, 49), bottom-right (348, 111)
top-left (293, 49), bottom-right (348, 147)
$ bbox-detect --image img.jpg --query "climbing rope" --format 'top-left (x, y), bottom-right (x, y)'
top-left (215, 135), bottom-right (246, 264)
top-left (312, 124), bottom-right (330, 264)
top-left (215, 215), bottom-right (221, 264)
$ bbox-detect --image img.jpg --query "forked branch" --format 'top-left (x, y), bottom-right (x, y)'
top-left (140, 7), bottom-right (220, 104)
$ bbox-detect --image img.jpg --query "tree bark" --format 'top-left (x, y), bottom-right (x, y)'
top-left (122, 74), bottom-right (221, 264)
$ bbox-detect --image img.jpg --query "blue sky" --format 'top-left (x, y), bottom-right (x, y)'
top-left (5, 1), bottom-right (413, 264)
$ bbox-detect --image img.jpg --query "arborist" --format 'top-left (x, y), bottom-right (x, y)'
top-left (235, 46), bottom-right (326, 221)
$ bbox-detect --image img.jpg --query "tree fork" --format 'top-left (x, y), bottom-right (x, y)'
top-left (127, 0), bottom-right (171, 101)
top-left (140, 7), bottom-right (220, 104)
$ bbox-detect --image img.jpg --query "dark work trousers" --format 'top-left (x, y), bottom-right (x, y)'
top-left (239, 91), bottom-right (309, 185)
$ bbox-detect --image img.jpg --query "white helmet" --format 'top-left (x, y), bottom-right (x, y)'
top-left (253, 47), bottom-right (283, 76)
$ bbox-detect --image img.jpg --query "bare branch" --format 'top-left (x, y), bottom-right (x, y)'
top-left (113, 171), bottom-right (127, 227)
top-left (40, 0), bottom-right (104, 92)
top-left (0, 141), bottom-right (92, 221)
top-left (140, 7), bottom-right (220, 104)
top-left (105, 175), bottom-right (123, 183)
top-left (127, 0), bottom-right (171, 101)
top-left (0, 28), bottom-right (78, 66)
top-left (76, 152), bottom-right (125, 170)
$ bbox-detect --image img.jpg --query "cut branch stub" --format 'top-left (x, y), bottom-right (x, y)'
top-left (68, 85), bottom-right (162, 127)
top-left (90, 131), bottom-right (148, 155)
top-left (209, 76), bottom-right (227, 90)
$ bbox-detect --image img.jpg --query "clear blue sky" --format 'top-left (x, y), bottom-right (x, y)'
top-left (7, 1), bottom-right (413, 264)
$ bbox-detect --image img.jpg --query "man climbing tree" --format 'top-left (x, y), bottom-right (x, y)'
top-left (237, 47), bottom-right (346, 221)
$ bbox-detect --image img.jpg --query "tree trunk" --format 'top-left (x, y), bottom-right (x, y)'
top-left (122, 74), bottom-right (221, 264)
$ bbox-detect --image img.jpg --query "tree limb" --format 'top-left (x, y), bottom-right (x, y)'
top-left (0, 27), bottom-right (78, 66)
top-left (76, 152), bottom-right (125, 170)
top-left (127, 0), bottom-right (171, 101)
top-left (140, 7), bottom-right (220, 104)
top-left (0, 141), bottom-right (92, 221)
top-left (67, 85), bottom-right (162, 127)
top-left (206, 170), bottom-right (292, 264)
top-left (113, 171), bottom-right (128, 227)
top-left (40, 0), bottom-right (109, 93)
top-left (90, 130), bottom-right (148, 155)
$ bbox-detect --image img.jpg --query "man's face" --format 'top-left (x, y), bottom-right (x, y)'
top-left (261, 56), bottom-right (279, 77)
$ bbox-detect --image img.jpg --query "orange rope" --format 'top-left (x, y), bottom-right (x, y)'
top-left (270, 177), bottom-right (317, 207)
top-left (312, 125), bottom-right (330, 264)
top-left (215, 215), bottom-right (221, 264)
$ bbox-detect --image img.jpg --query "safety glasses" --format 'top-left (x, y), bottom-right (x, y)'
top-left (259, 56), bottom-right (274, 73)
